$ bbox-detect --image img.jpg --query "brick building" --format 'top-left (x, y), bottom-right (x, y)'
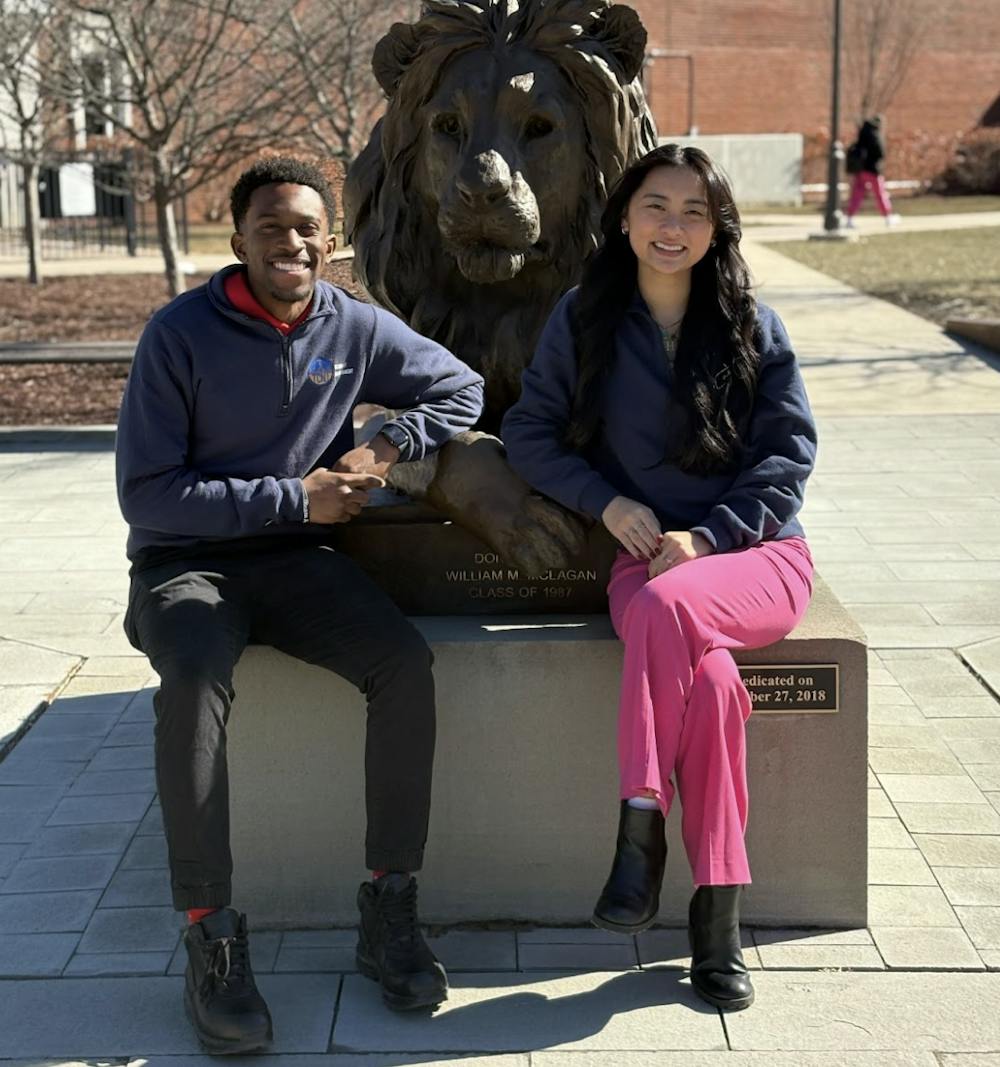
top-left (630, 0), bottom-right (1000, 186)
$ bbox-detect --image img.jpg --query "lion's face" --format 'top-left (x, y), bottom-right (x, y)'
top-left (415, 47), bottom-right (586, 286)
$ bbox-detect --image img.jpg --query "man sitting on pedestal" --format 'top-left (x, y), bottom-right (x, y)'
top-left (116, 157), bottom-right (484, 1054)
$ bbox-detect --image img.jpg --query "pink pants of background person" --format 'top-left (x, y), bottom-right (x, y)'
top-left (846, 171), bottom-right (893, 217)
top-left (607, 537), bottom-right (814, 887)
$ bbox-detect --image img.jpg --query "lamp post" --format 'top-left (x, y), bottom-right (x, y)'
top-left (823, 0), bottom-right (844, 232)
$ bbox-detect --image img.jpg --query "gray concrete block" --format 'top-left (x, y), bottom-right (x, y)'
top-left (104, 721), bottom-right (154, 746)
top-left (332, 971), bottom-right (726, 1052)
top-left (0, 758), bottom-right (87, 786)
top-left (230, 578), bottom-right (868, 928)
top-left (427, 930), bottom-right (517, 972)
top-left (871, 925), bottom-right (984, 970)
top-left (914, 834), bottom-right (1000, 867)
top-left (0, 932), bottom-right (79, 976)
top-left (754, 943), bottom-right (884, 970)
top-left (867, 848), bottom-right (936, 886)
top-left (63, 950), bottom-right (172, 976)
top-left (936, 867), bottom-right (1000, 906)
top-left (68, 768), bottom-right (157, 795)
top-left (273, 945), bottom-right (356, 972)
top-left (0, 810), bottom-right (47, 843)
top-left (517, 942), bottom-right (639, 971)
top-left (23, 821), bottom-right (136, 858)
top-left (0, 890), bottom-right (100, 934)
top-left (46, 792), bottom-right (153, 825)
top-left (0, 853), bottom-right (119, 894)
top-left (9, 736), bottom-right (104, 762)
top-left (49, 690), bottom-right (135, 715)
top-left (879, 775), bottom-right (986, 805)
top-left (896, 802), bottom-right (1000, 835)
top-left (88, 743), bottom-right (155, 771)
top-left (724, 972), bottom-right (1000, 1051)
top-left (868, 885), bottom-right (959, 927)
top-left (137, 803), bottom-right (165, 836)
top-left (0, 843), bottom-right (24, 878)
top-left (0, 784), bottom-right (66, 812)
top-left (100, 868), bottom-right (172, 908)
top-left (955, 905), bottom-right (1000, 949)
top-left (77, 906), bottom-right (181, 954)
top-left (0, 974), bottom-right (338, 1055)
top-left (27, 711), bottom-right (120, 739)
top-left (530, 1056), bottom-right (940, 1067)
top-left (121, 833), bottom-right (168, 869)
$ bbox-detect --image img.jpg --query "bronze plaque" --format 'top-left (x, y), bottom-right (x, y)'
top-left (739, 665), bottom-right (840, 713)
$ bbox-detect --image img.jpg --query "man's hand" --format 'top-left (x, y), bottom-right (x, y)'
top-left (648, 530), bottom-right (713, 578)
top-left (333, 435), bottom-right (400, 481)
top-left (601, 495), bottom-right (662, 560)
top-left (301, 469), bottom-right (385, 524)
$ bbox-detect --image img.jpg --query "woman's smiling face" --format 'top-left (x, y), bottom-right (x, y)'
top-left (622, 164), bottom-right (715, 283)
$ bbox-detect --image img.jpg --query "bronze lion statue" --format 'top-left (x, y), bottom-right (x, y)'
top-left (344, 0), bottom-right (657, 573)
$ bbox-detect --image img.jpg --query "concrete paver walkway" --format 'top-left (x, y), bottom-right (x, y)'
top-left (1, 236), bottom-right (1000, 1059)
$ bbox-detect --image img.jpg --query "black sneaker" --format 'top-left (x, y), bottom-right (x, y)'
top-left (356, 874), bottom-right (448, 1011)
top-left (183, 907), bottom-right (273, 1054)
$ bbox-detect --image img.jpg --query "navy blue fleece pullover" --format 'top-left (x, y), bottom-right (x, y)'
top-left (501, 289), bottom-right (816, 553)
top-left (116, 265), bottom-right (484, 560)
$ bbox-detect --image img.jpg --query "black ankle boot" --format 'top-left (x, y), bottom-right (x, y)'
top-left (688, 885), bottom-right (754, 1011)
top-left (592, 800), bottom-right (667, 933)
top-left (183, 907), bottom-right (273, 1054)
top-left (356, 874), bottom-right (448, 1012)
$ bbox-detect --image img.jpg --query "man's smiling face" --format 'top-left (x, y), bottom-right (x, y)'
top-left (231, 182), bottom-right (335, 322)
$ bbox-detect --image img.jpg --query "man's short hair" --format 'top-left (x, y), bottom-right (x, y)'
top-left (230, 157), bottom-right (337, 230)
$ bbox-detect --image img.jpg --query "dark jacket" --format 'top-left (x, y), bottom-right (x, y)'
top-left (857, 120), bottom-right (886, 174)
top-left (501, 288), bottom-right (817, 554)
top-left (116, 265), bottom-right (484, 560)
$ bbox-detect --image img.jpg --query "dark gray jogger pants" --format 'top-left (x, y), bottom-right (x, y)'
top-left (124, 542), bottom-right (435, 911)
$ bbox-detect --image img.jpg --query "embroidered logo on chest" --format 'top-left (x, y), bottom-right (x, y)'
top-left (307, 357), bottom-right (355, 386)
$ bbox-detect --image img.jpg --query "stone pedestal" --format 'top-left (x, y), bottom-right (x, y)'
top-left (228, 576), bottom-right (868, 929)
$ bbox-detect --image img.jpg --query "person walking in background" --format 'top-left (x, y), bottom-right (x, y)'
top-left (502, 144), bottom-right (817, 1013)
top-left (845, 115), bottom-right (901, 227)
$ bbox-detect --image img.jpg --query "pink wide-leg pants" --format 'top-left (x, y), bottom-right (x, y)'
top-left (608, 537), bottom-right (814, 887)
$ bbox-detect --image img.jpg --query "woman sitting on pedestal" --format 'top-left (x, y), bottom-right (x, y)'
top-left (502, 144), bottom-right (817, 1012)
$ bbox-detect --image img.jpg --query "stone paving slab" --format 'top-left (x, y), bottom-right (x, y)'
top-left (0, 974), bottom-right (339, 1056)
top-left (332, 971), bottom-right (726, 1053)
top-left (724, 971), bottom-right (1000, 1051)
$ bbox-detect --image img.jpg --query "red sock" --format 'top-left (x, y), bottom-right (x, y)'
top-left (371, 870), bottom-right (388, 880)
top-left (187, 907), bottom-right (219, 925)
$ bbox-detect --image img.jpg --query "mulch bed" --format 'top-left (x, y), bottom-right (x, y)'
top-left (0, 261), bottom-right (364, 425)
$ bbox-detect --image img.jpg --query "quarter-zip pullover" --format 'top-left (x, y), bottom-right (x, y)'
top-left (117, 265), bottom-right (484, 560)
top-left (501, 288), bottom-right (816, 553)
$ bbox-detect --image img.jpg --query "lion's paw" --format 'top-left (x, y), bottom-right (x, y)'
top-left (492, 494), bottom-right (589, 577)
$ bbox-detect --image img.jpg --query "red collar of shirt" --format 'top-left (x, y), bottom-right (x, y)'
top-left (224, 269), bottom-right (313, 335)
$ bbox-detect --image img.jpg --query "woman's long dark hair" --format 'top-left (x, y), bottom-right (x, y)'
top-left (566, 144), bottom-right (760, 475)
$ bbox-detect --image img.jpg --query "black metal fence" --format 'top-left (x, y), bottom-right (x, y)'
top-left (0, 152), bottom-right (189, 261)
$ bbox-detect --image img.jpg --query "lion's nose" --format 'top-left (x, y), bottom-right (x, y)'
top-left (457, 151), bottom-right (512, 208)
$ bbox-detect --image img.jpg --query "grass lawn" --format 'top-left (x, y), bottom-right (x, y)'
top-left (742, 194), bottom-right (1000, 217)
top-left (766, 226), bottom-right (1000, 326)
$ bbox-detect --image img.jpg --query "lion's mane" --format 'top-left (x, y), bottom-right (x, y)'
top-left (344, 0), bottom-right (658, 431)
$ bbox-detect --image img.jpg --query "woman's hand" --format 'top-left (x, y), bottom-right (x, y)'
top-left (602, 495), bottom-right (663, 560)
top-left (648, 530), bottom-right (713, 578)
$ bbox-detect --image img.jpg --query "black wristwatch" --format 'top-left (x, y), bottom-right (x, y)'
top-left (377, 422), bottom-right (409, 457)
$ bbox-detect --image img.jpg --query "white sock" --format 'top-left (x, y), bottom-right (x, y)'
top-left (626, 795), bottom-right (660, 810)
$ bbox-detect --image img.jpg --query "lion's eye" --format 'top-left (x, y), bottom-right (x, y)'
top-left (524, 116), bottom-right (554, 140)
top-left (432, 113), bottom-right (462, 138)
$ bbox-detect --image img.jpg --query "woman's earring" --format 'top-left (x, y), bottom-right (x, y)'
top-left (621, 224), bottom-right (629, 235)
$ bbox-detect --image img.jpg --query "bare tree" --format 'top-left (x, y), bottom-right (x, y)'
top-left (0, 0), bottom-right (65, 284)
top-left (58, 0), bottom-right (307, 296)
top-left (276, 0), bottom-right (421, 164)
top-left (843, 0), bottom-right (932, 121)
